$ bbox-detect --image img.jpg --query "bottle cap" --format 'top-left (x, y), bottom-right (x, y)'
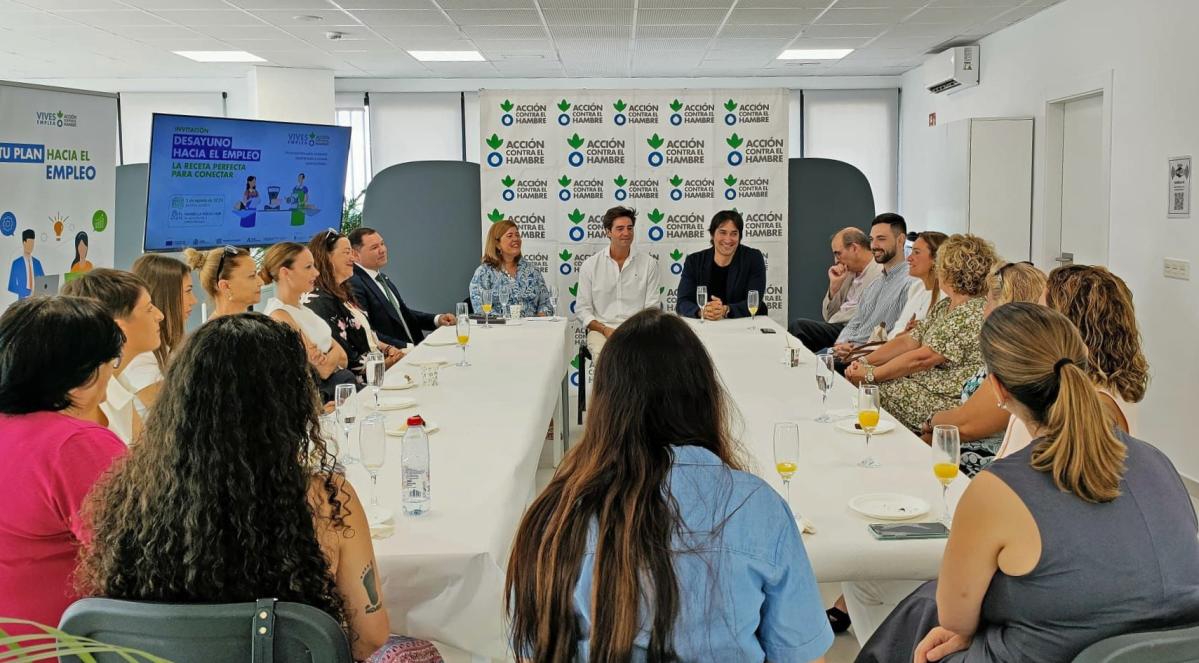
top-left (406, 415), bottom-right (425, 427)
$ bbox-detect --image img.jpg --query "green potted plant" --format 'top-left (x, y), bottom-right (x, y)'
top-left (341, 191), bottom-right (365, 236)
top-left (0, 618), bottom-right (172, 661)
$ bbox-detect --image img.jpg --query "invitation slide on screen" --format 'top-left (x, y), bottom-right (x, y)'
top-left (144, 114), bottom-right (350, 251)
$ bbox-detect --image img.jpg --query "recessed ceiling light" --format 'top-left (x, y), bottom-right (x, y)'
top-left (174, 50), bottom-right (266, 63)
top-left (777, 49), bottom-right (853, 60)
top-left (408, 50), bottom-right (486, 62)
top-left (293, 14), bottom-right (323, 22)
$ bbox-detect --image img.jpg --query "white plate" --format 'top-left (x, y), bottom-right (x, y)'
top-left (834, 417), bottom-right (897, 435)
top-left (848, 493), bottom-right (930, 521)
top-left (376, 397), bottom-right (417, 412)
top-left (382, 375), bottom-right (416, 390)
top-left (387, 421), bottom-right (439, 436)
top-left (422, 338), bottom-right (457, 347)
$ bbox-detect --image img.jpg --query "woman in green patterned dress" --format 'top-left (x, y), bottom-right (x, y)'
top-left (844, 234), bottom-right (999, 431)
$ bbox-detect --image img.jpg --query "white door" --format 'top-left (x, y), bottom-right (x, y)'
top-left (1057, 93), bottom-right (1107, 266)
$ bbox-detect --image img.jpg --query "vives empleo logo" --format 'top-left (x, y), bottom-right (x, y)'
top-left (613, 175), bottom-right (628, 201)
top-left (485, 134), bottom-right (504, 167)
top-left (646, 208), bottom-right (665, 242)
top-left (669, 248), bottom-right (684, 275)
top-left (36, 109), bottom-right (77, 128)
top-left (287, 130), bottom-right (329, 147)
top-left (726, 133), bottom-right (745, 166)
top-left (567, 209), bottom-right (587, 242)
top-left (612, 99), bottom-right (627, 126)
top-left (646, 134), bottom-right (665, 167)
top-left (669, 175), bottom-right (684, 201)
top-left (501, 175), bottom-right (516, 201)
top-left (668, 99), bottom-right (684, 126)
top-left (567, 133), bottom-right (586, 167)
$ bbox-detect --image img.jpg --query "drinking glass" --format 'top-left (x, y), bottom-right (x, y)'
top-left (931, 425), bottom-right (961, 526)
top-left (317, 412), bottom-right (340, 460)
top-left (497, 286), bottom-right (511, 319)
top-left (857, 384), bottom-right (881, 468)
top-left (364, 351), bottom-right (385, 409)
top-left (481, 288), bottom-right (493, 329)
top-left (814, 351), bottom-right (836, 423)
top-left (696, 286), bottom-right (708, 324)
top-left (334, 383), bottom-right (359, 465)
top-left (547, 284), bottom-right (560, 319)
top-left (773, 422), bottom-right (800, 512)
top-left (747, 289), bottom-right (760, 331)
top-left (359, 413), bottom-right (391, 523)
top-left (456, 313), bottom-right (471, 367)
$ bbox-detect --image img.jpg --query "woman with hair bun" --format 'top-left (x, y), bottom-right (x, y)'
top-left (183, 245), bottom-right (260, 319)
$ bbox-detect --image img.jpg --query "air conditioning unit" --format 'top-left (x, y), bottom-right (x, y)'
top-left (924, 46), bottom-right (979, 94)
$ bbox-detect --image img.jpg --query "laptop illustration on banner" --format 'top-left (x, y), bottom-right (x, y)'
top-left (32, 274), bottom-right (60, 296)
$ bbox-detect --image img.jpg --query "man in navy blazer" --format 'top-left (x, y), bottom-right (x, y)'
top-left (7, 229), bottom-right (44, 300)
top-left (676, 210), bottom-right (768, 320)
top-left (347, 227), bottom-right (455, 348)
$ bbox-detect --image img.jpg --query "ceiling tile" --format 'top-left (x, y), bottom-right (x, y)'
top-left (118, 0), bottom-right (239, 7)
top-left (881, 22), bottom-right (963, 38)
top-left (726, 8), bottom-right (823, 24)
top-left (459, 24), bottom-right (546, 39)
top-left (0, 10), bottom-right (77, 26)
top-left (548, 25), bottom-right (631, 40)
top-left (542, 9), bottom-right (634, 25)
top-left (101, 24), bottom-right (200, 39)
top-left (338, 0), bottom-right (436, 7)
top-left (719, 0), bottom-right (824, 7)
top-left (473, 38), bottom-right (553, 51)
top-left (280, 25), bottom-right (373, 41)
top-left (631, 37), bottom-right (709, 51)
top-left (537, 0), bottom-right (633, 7)
top-left (801, 24), bottom-right (889, 38)
top-left (373, 25), bottom-right (465, 41)
top-left (433, 0), bottom-right (531, 7)
top-left (185, 25), bottom-right (292, 40)
top-left (48, 9), bottom-right (173, 26)
top-left (634, 24), bottom-right (719, 39)
top-left (787, 36), bottom-right (870, 48)
top-left (927, 0), bottom-right (1022, 6)
top-left (446, 9), bottom-right (542, 25)
top-left (817, 7), bottom-right (919, 23)
top-left (638, 8), bottom-right (729, 24)
top-left (223, 0), bottom-right (337, 9)
top-left (907, 7), bottom-right (1012, 23)
top-left (348, 9), bottom-right (452, 26)
top-left (249, 9), bottom-right (361, 26)
top-left (718, 24), bottom-right (803, 38)
top-left (828, 0), bottom-right (927, 6)
top-left (151, 10), bottom-right (269, 26)
top-left (19, 0), bottom-right (126, 8)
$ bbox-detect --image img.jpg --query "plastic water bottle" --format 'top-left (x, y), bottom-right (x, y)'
top-left (401, 415), bottom-right (430, 516)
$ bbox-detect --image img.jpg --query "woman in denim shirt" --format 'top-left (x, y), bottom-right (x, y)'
top-left (469, 220), bottom-right (552, 317)
top-left (507, 308), bottom-right (832, 662)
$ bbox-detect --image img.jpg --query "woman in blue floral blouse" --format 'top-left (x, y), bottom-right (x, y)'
top-left (469, 220), bottom-right (552, 317)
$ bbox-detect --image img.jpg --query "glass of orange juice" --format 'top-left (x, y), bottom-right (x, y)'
top-left (931, 425), bottom-right (961, 526)
top-left (857, 384), bottom-right (881, 468)
top-left (455, 302), bottom-right (471, 367)
top-left (773, 422), bottom-right (800, 513)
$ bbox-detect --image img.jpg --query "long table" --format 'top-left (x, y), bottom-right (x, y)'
top-left (341, 319), bottom-right (569, 660)
top-left (687, 316), bottom-right (948, 583)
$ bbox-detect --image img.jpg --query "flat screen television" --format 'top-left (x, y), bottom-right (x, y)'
top-left (143, 113), bottom-right (351, 251)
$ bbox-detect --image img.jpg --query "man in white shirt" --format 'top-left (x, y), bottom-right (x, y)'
top-left (576, 206), bottom-right (661, 356)
top-left (788, 227), bottom-right (882, 352)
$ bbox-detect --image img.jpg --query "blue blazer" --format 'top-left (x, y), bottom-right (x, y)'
top-left (676, 246), bottom-right (767, 319)
top-left (347, 264), bottom-right (436, 348)
top-left (7, 255), bottom-right (44, 299)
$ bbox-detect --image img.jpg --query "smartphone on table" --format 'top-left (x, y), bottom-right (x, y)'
top-left (868, 522), bottom-right (950, 540)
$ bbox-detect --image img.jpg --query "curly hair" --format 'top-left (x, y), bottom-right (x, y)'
top-left (77, 313), bottom-right (353, 635)
top-left (1045, 265), bottom-right (1149, 403)
top-left (935, 234), bottom-right (999, 297)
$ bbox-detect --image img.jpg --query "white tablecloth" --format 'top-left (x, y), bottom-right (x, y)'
top-left (688, 316), bottom-right (948, 583)
top-left (341, 320), bottom-right (569, 660)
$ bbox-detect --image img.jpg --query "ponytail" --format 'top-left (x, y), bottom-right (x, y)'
top-left (1029, 362), bottom-right (1127, 503)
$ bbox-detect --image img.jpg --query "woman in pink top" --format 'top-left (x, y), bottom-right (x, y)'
top-left (0, 296), bottom-right (127, 633)
top-left (998, 265), bottom-right (1149, 458)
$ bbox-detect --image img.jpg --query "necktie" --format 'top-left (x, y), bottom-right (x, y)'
top-left (26, 257), bottom-right (33, 292)
top-left (377, 273), bottom-right (415, 345)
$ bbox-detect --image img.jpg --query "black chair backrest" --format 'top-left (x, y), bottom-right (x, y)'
top-left (1072, 623), bottom-right (1199, 663)
top-left (59, 597), bottom-right (352, 663)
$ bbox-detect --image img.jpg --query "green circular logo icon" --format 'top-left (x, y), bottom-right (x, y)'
top-left (92, 209), bottom-right (108, 232)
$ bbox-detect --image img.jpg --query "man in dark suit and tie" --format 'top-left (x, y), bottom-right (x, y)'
top-left (347, 227), bottom-right (456, 348)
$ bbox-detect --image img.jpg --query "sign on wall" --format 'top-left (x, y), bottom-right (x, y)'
top-left (0, 81), bottom-right (117, 311)
top-left (479, 89), bottom-right (789, 389)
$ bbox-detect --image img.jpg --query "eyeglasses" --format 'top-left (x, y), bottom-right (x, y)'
top-left (215, 244), bottom-right (239, 279)
top-left (995, 261), bottom-right (1035, 289)
top-left (322, 227), bottom-right (341, 249)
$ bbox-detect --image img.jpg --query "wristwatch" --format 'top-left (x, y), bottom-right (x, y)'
top-left (864, 362), bottom-right (875, 383)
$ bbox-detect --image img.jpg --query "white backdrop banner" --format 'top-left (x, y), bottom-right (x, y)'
top-left (479, 89), bottom-right (789, 389)
top-left (0, 81), bottom-right (118, 311)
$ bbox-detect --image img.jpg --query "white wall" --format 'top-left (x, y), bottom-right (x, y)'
top-left (119, 92), bottom-right (225, 164)
top-left (898, 0), bottom-right (1199, 479)
top-left (247, 67), bottom-right (335, 125)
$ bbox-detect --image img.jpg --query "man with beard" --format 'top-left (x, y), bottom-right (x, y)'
top-left (828, 213), bottom-right (911, 363)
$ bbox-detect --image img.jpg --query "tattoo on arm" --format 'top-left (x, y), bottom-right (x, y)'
top-left (361, 562), bottom-right (382, 614)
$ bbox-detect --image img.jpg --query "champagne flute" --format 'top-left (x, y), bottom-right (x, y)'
top-left (696, 286), bottom-right (708, 324)
top-left (364, 351), bottom-right (385, 409)
top-left (455, 309), bottom-right (471, 367)
top-left (857, 384), bottom-right (881, 468)
top-left (814, 351), bottom-right (836, 423)
top-left (931, 425), bottom-right (961, 526)
top-left (359, 413), bottom-right (391, 523)
top-left (481, 288), bottom-right (493, 329)
top-left (773, 422), bottom-right (801, 513)
top-left (747, 289), bottom-right (759, 331)
top-left (334, 383), bottom-right (359, 465)
top-left (497, 285), bottom-right (511, 319)
top-left (547, 284), bottom-right (559, 319)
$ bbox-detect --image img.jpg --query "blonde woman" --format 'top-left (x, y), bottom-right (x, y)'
top-left (921, 262), bottom-right (1047, 475)
top-left (845, 234), bottom-right (999, 431)
top-left (887, 231), bottom-right (947, 339)
top-left (857, 303), bottom-right (1199, 662)
top-left (468, 220), bottom-right (552, 317)
top-left (997, 264), bottom-right (1149, 458)
top-left (184, 245), bottom-right (261, 319)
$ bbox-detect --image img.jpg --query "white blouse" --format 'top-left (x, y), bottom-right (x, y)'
top-left (265, 297), bottom-right (334, 353)
top-left (122, 352), bottom-right (163, 397)
top-left (888, 279), bottom-right (938, 339)
top-left (100, 371), bottom-right (140, 445)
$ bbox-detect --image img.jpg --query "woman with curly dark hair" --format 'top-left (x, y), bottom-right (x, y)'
top-left (77, 313), bottom-right (441, 663)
